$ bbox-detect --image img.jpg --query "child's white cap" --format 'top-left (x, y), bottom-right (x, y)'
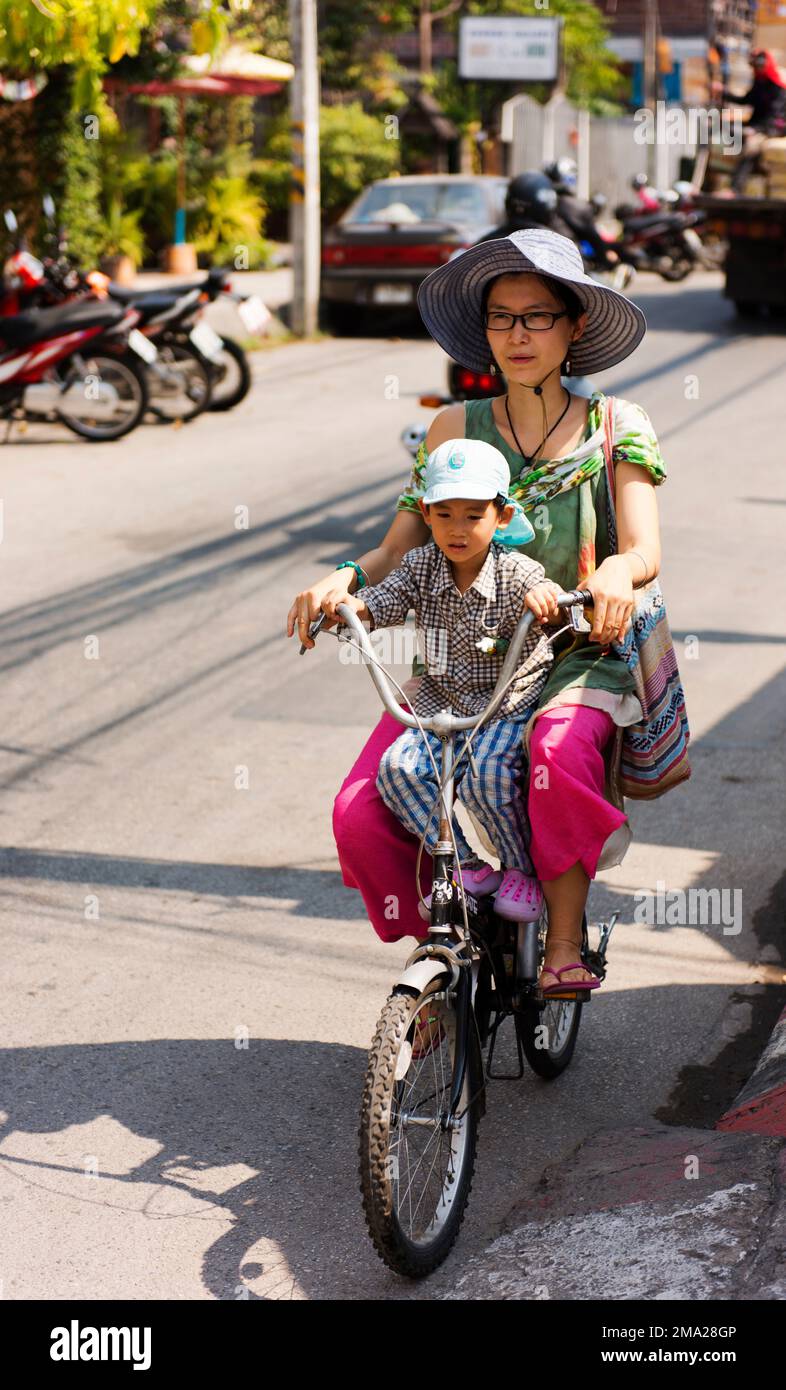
top-left (422, 438), bottom-right (510, 505)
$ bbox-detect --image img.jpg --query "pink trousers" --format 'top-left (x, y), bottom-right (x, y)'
top-left (332, 704), bottom-right (626, 944)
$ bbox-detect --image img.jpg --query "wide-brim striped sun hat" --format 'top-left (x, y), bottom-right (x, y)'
top-left (417, 228), bottom-right (646, 376)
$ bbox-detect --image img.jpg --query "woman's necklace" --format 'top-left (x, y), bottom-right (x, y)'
top-left (504, 388), bottom-right (572, 468)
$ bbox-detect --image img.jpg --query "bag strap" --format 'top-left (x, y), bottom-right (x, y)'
top-left (601, 394), bottom-right (619, 552)
top-left (602, 394), bottom-right (616, 504)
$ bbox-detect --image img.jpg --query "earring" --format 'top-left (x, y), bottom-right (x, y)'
top-left (564, 357), bottom-right (571, 376)
top-left (489, 360), bottom-right (496, 375)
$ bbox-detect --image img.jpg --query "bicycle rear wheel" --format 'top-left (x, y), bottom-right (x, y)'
top-left (358, 979), bottom-right (483, 1278)
top-left (517, 906), bottom-right (585, 1079)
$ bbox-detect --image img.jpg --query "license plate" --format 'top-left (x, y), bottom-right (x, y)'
top-left (128, 328), bottom-right (158, 364)
top-left (238, 295), bottom-right (271, 334)
top-left (189, 321), bottom-right (224, 363)
top-left (372, 283), bottom-right (413, 304)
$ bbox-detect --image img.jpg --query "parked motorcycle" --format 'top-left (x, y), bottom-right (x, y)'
top-left (610, 173), bottom-right (717, 280)
top-left (2, 203), bottom-right (264, 415)
top-left (0, 296), bottom-right (152, 441)
top-left (1, 217), bottom-right (217, 421)
top-left (103, 267), bottom-right (261, 413)
top-left (615, 199), bottom-right (707, 281)
top-left (91, 281), bottom-right (219, 422)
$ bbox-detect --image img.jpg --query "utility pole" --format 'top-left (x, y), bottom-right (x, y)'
top-left (643, 0), bottom-right (658, 183)
top-left (288, 0), bottom-right (320, 337)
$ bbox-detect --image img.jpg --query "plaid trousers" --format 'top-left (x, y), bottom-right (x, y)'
top-left (376, 715), bottom-right (535, 874)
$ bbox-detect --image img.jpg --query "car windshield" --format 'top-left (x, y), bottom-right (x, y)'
top-left (345, 182), bottom-right (492, 225)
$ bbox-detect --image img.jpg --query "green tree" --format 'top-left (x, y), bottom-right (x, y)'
top-left (0, 0), bottom-right (228, 258)
top-left (0, 0), bottom-right (159, 113)
top-left (255, 102), bottom-right (400, 225)
top-left (430, 0), bottom-right (629, 126)
top-left (313, 0), bottom-right (627, 120)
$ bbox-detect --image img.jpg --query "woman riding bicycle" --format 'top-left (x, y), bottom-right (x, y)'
top-left (287, 228), bottom-right (666, 994)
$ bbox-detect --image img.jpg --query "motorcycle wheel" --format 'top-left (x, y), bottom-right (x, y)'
top-left (207, 336), bottom-right (252, 412)
top-left (147, 342), bottom-right (212, 422)
top-left (56, 352), bottom-right (148, 442)
top-left (700, 235), bottom-right (728, 270)
top-left (659, 243), bottom-right (694, 282)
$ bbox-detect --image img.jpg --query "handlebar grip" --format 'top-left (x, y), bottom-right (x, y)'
top-left (556, 588), bottom-right (594, 608)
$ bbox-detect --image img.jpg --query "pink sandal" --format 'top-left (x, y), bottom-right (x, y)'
top-left (541, 963), bottom-right (600, 997)
top-left (493, 869), bottom-right (543, 922)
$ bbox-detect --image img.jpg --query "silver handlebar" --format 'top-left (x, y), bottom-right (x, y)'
top-left (334, 589), bottom-right (592, 736)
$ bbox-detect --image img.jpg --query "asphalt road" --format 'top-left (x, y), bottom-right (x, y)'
top-left (0, 272), bottom-right (785, 1301)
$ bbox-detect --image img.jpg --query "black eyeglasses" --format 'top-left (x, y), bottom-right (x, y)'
top-left (484, 309), bottom-right (568, 332)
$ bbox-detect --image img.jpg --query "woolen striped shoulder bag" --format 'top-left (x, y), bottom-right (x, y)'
top-left (602, 395), bottom-right (692, 800)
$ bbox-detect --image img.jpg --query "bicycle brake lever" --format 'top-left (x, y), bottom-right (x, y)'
top-left (567, 603), bottom-right (592, 634)
top-left (299, 610), bottom-right (328, 654)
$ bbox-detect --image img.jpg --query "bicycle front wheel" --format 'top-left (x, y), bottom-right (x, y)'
top-left (358, 980), bottom-right (482, 1278)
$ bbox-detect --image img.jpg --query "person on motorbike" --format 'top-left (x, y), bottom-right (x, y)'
top-left (542, 157), bottom-right (620, 271)
top-left (724, 48), bottom-right (786, 195)
top-left (476, 170), bottom-right (574, 243)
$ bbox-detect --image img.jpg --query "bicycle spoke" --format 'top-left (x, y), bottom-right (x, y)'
top-left (399, 1123), bottom-right (446, 1231)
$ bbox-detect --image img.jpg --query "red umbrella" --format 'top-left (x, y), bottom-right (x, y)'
top-left (104, 68), bottom-right (290, 244)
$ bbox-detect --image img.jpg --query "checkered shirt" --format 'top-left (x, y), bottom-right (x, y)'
top-left (362, 540), bottom-right (552, 718)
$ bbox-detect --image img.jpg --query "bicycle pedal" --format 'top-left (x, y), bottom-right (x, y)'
top-left (539, 987), bottom-right (590, 1002)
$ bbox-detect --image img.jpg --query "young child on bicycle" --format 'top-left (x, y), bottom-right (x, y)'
top-left (320, 438), bottom-right (565, 923)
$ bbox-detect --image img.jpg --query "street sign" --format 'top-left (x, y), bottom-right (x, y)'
top-left (458, 16), bottom-right (562, 82)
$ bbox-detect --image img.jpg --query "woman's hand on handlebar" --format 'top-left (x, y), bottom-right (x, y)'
top-left (583, 557), bottom-right (634, 643)
top-left (524, 580), bottom-right (566, 624)
top-left (287, 571), bottom-right (353, 650)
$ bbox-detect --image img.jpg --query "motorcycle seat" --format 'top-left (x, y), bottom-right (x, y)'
top-left (0, 299), bottom-right (125, 348)
top-left (107, 269), bottom-right (227, 304)
top-left (107, 283), bottom-right (152, 303)
top-left (623, 210), bottom-right (675, 231)
top-left (114, 291), bottom-right (181, 316)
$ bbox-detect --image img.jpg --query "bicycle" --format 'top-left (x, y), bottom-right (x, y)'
top-left (309, 589), bottom-right (618, 1278)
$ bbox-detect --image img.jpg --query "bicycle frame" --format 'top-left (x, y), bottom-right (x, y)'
top-left (334, 592), bottom-right (599, 1115)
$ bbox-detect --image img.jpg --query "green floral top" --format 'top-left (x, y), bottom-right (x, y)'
top-left (396, 390), bottom-right (667, 704)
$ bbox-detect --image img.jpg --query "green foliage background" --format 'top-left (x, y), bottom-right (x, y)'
top-left (0, 0), bottom-right (631, 262)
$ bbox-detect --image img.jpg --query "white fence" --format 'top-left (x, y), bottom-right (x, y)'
top-left (504, 93), bottom-right (699, 210)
